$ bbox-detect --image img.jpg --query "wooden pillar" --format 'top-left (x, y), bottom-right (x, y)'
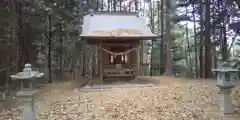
top-left (135, 42), bottom-right (140, 79)
top-left (140, 40), bottom-right (143, 76)
top-left (92, 45), bottom-right (96, 76)
top-left (99, 42), bottom-right (104, 84)
top-left (95, 45), bottom-right (99, 76)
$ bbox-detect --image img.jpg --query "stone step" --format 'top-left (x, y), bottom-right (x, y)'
top-left (78, 83), bottom-right (156, 92)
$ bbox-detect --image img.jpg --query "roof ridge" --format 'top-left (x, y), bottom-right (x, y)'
top-left (92, 11), bottom-right (137, 16)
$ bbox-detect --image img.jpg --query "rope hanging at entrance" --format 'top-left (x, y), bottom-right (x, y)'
top-left (101, 47), bottom-right (136, 55)
top-left (110, 55), bottom-right (114, 63)
top-left (110, 54), bottom-right (128, 63)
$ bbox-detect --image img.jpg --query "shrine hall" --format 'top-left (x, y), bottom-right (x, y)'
top-left (80, 11), bottom-right (157, 83)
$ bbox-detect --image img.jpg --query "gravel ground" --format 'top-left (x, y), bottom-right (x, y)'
top-left (0, 76), bottom-right (240, 120)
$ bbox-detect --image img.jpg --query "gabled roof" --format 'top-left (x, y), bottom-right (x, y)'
top-left (80, 12), bottom-right (157, 40)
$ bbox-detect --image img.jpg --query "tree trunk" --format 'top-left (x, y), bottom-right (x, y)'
top-left (220, 0), bottom-right (228, 61)
top-left (107, 0), bottom-right (110, 11)
top-left (113, 0), bottom-right (117, 12)
top-left (18, 0), bottom-right (25, 70)
top-left (192, 3), bottom-right (198, 78)
top-left (160, 0), bottom-right (165, 75)
top-left (221, 26), bottom-right (228, 61)
top-left (48, 15), bottom-right (52, 83)
top-left (59, 25), bottom-right (63, 81)
top-left (10, 0), bottom-right (19, 73)
top-left (203, 0), bottom-right (212, 78)
top-left (149, 1), bottom-right (154, 76)
top-left (185, 7), bottom-right (193, 77)
top-left (164, 0), bottom-right (173, 76)
top-left (199, 0), bottom-right (204, 78)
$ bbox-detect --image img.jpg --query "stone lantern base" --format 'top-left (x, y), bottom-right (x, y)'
top-left (16, 89), bottom-right (39, 120)
top-left (216, 84), bottom-right (235, 114)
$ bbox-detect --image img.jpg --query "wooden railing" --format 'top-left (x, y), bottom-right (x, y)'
top-left (104, 64), bottom-right (136, 68)
top-left (103, 68), bottom-right (135, 78)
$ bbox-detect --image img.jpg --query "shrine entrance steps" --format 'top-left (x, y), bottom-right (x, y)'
top-left (79, 83), bottom-right (156, 92)
top-left (80, 76), bottom-right (160, 92)
top-left (89, 76), bottom-right (153, 85)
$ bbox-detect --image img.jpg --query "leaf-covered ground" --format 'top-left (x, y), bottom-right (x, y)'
top-left (1, 76), bottom-right (240, 120)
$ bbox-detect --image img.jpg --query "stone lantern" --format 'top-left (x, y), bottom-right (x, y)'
top-left (10, 63), bottom-right (44, 120)
top-left (212, 62), bottom-right (238, 114)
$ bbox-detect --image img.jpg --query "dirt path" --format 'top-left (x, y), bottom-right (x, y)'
top-left (0, 76), bottom-right (240, 120)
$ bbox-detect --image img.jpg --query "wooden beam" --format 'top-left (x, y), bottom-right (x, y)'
top-left (87, 39), bottom-right (138, 44)
top-left (103, 43), bottom-right (133, 46)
